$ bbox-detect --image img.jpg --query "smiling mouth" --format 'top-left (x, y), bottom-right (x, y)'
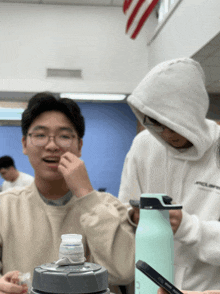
top-left (43, 159), bottom-right (60, 164)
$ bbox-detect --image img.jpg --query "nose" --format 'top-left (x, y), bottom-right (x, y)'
top-left (45, 136), bottom-right (60, 150)
top-left (161, 127), bottom-right (174, 138)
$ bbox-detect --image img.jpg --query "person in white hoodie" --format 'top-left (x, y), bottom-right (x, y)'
top-left (118, 57), bottom-right (220, 291)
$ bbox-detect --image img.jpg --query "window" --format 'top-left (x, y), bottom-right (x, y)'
top-left (158, 0), bottom-right (180, 23)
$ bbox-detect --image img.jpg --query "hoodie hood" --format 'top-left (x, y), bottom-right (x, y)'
top-left (127, 57), bottom-right (217, 161)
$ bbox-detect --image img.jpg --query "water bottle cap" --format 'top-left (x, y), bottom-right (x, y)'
top-left (61, 234), bottom-right (82, 244)
top-left (140, 194), bottom-right (182, 210)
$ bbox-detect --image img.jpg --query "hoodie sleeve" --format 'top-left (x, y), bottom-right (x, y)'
top-left (75, 190), bottom-right (135, 286)
top-left (118, 149), bottom-right (142, 206)
top-left (175, 210), bottom-right (220, 266)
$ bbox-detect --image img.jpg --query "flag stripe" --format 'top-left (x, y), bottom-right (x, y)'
top-left (123, 0), bottom-right (133, 13)
top-left (131, 0), bottom-right (160, 39)
top-left (126, 0), bottom-right (146, 33)
top-left (126, 1), bottom-right (149, 36)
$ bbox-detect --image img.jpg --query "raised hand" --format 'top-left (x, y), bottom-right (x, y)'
top-left (58, 152), bottom-right (93, 198)
top-left (169, 209), bottom-right (182, 234)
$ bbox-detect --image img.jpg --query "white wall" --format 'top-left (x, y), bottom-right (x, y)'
top-left (0, 3), bottom-right (149, 94)
top-left (3, 1), bottom-right (218, 95)
top-left (147, 0), bottom-right (220, 68)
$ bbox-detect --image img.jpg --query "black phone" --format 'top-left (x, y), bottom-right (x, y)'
top-left (136, 260), bottom-right (183, 294)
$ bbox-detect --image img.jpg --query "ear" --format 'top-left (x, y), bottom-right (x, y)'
top-left (78, 138), bottom-right (83, 157)
top-left (22, 136), bottom-right (28, 155)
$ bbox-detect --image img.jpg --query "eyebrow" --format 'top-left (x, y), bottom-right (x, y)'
top-left (31, 126), bottom-right (74, 133)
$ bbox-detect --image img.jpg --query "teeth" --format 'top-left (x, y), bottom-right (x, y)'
top-left (44, 159), bottom-right (59, 163)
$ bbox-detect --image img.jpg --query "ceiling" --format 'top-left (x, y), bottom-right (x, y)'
top-left (0, 0), bottom-right (123, 6)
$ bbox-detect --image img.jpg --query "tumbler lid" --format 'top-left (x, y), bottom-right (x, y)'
top-left (32, 262), bottom-right (108, 294)
top-left (140, 194), bottom-right (182, 210)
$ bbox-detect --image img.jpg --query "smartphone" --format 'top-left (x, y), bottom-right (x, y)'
top-left (136, 260), bottom-right (184, 294)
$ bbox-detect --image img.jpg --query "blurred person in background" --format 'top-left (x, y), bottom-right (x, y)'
top-left (0, 155), bottom-right (34, 192)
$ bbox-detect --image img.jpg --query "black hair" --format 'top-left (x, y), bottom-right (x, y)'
top-left (21, 92), bottom-right (85, 138)
top-left (0, 156), bottom-right (16, 169)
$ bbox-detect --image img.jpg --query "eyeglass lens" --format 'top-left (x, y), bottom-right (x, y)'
top-left (143, 116), bottom-right (168, 133)
top-left (30, 133), bottom-right (73, 148)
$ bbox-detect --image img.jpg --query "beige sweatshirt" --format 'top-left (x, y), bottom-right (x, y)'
top-left (0, 182), bottom-right (135, 288)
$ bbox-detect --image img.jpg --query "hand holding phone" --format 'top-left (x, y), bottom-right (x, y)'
top-left (129, 199), bottom-right (140, 208)
top-left (136, 260), bottom-right (184, 294)
top-left (129, 200), bottom-right (140, 225)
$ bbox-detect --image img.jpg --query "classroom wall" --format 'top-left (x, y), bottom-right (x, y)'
top-left (147, 0), bottom-right (220, 68)
top-left (0, 102), bottom-right (137, 197)
top-left (0, 2), bottom-right (148, 196)
top-left (0, 2), bottom-right (149, 94)
top-left (208, 94), bottom-right (220, 120)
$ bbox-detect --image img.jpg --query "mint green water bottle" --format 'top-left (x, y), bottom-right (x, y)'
top-left (135, 194), bottom-right (182, 294)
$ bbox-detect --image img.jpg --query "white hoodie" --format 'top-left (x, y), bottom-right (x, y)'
top-left (119, 58), bottom-right (220, 291)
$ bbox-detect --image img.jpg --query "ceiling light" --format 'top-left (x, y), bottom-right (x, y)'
top-left (60, 93), bottom-right (127, 101)
top-left (0, 108), bottom-right (23, 120)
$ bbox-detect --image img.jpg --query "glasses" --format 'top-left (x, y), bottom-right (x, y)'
top-left (143, 116), bottom-right (174, 133)
top-left (28, 132), bottom-right (76, 148)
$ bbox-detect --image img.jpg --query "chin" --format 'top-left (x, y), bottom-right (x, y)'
top-left (41, 172), bottom-right (64, 182)
top-left (169, 142), bottom-right (181, 148)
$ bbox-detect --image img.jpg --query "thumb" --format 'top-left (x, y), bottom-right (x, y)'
top-left (157, 288), bottom-right (168, 294)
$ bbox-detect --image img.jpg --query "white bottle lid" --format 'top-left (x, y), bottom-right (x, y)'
top-left (61, 234), bottom-right (82, 244)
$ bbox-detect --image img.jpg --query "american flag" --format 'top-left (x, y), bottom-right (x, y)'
top-left (123, 0), bottom-right (160, 39)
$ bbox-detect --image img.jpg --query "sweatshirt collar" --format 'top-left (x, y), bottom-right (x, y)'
top-left (39, 190), bottom-right (73, 206)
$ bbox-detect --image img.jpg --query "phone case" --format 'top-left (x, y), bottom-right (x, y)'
top-left (136, 260), bottom-right (183, 294)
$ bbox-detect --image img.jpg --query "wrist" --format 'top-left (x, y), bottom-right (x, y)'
top-left (74, 185), bottom-right (94, 198)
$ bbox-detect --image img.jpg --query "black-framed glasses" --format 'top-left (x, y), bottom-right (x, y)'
top-left (143, 115), bottom-right (174, 133)
top-left (28, 132), bottom-right (75, 148)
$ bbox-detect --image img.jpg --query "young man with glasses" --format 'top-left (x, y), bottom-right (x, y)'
top-left (119, 58), bottom-right (220, 292)
top-left (0, 92), bottom-right (135, 294)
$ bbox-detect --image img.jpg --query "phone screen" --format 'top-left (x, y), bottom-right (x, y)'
top-left (136, 260), bottom-right (183, 294)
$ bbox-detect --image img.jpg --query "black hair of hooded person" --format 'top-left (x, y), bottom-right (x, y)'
top-left (0, 156), bottom-right (16, 169)
top-left (21, 92), bottom-right (85, 139)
